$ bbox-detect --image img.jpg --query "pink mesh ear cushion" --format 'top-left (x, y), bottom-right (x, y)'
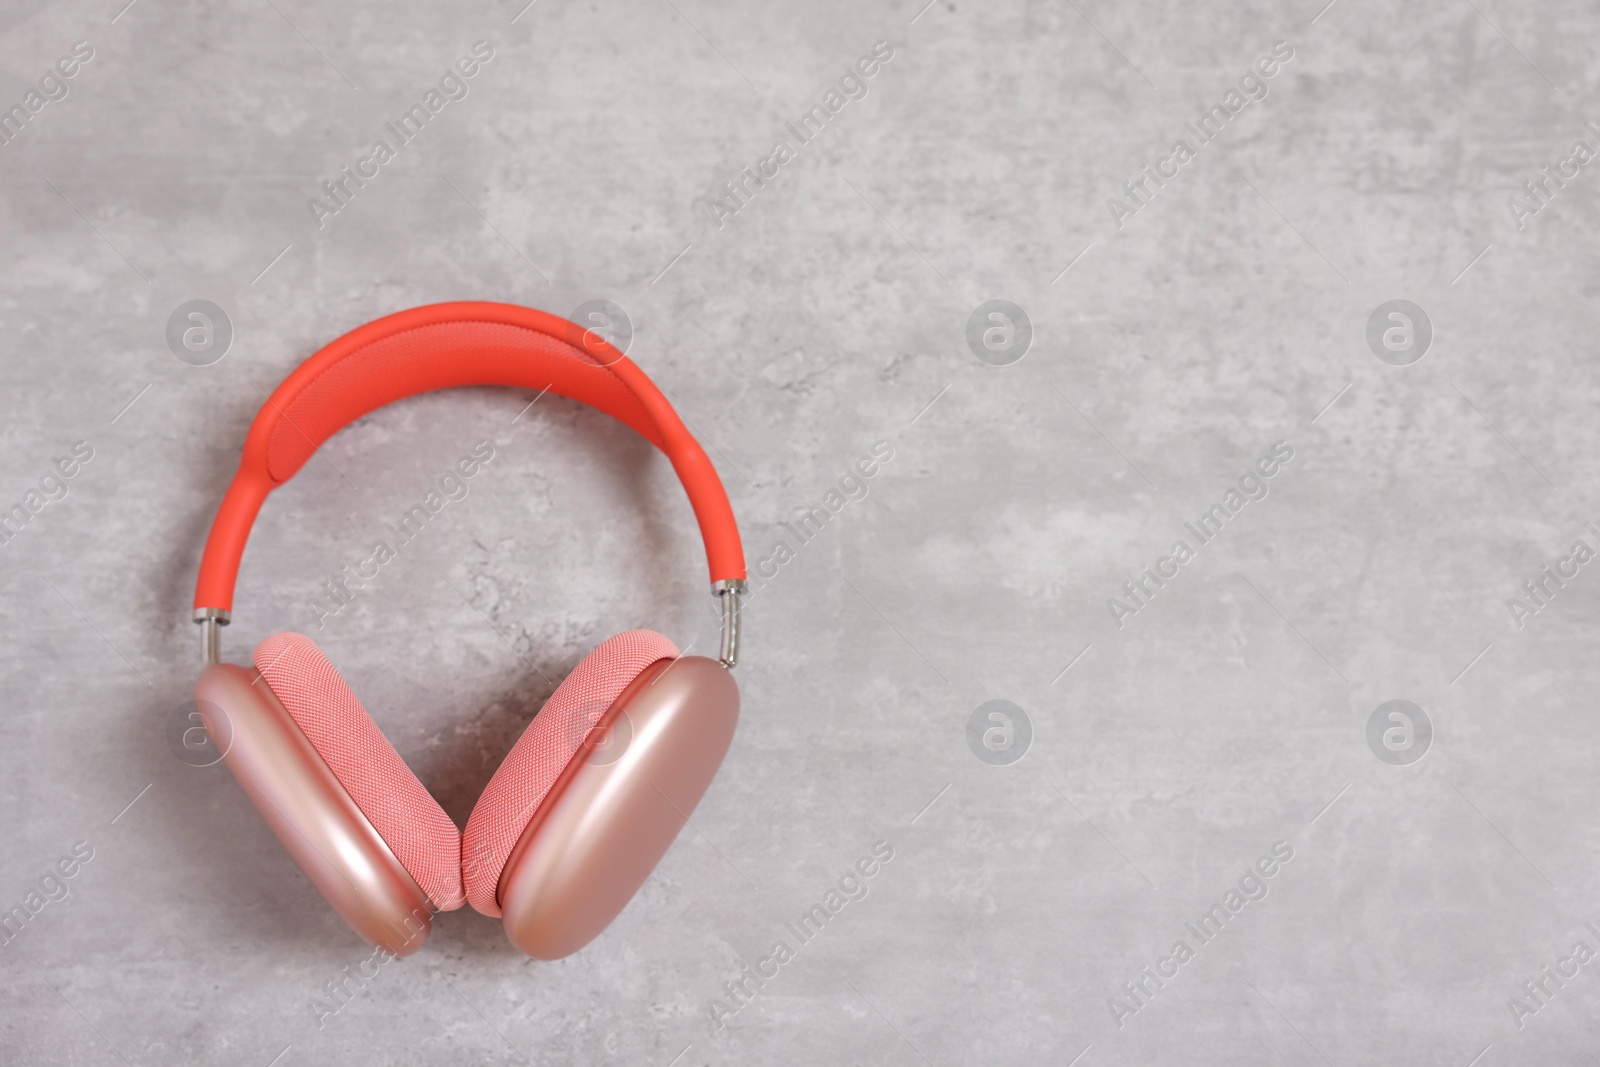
top-left (462, 629), bottom-right (679, 916)
top-left (254, 633), bottom-right (465, 912)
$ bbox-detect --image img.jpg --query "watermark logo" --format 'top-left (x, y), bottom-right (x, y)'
top-left (706, 840), bottom-right (894, 1030)
top-left (0, 40), bottom-right (94, 150)
top-left (1108, 442), bottom-right (1294, 629)
top-left (166, 699), bottom-right (231, 767)
top-left (306, 42), bottom-right (496, 229)
top-left (309, 440), bottom-right (496, 629)
top-left (1104, 41), bottom-right (1295, 229)
top-left (0, 440), bottom-right (94, 550)
top-left (1108, 840), bottom-right (1295, 1028)
top-left (1506, 539), bottom-right (1594, 630)
top-left (1506, 921), bottom-right (1600, 1030)
top-left (702, 41), bottom-right (895, 228)
top-left (746, 440), bottom-right (895, 592)
top-left (166, 300), bottom-right (233, 366)
top-left (965, 300), bottom-right (1032, 366)
top-left (565, 299), bottom-right (631, 363)
top-left (308, 906), bottom-right (434, 1028)
top-left (1507, 121), bottom-right (1600, 231)
top-left (1366, 699), bottom-right (1431, 765)
top-left (966, 700), bottom-right (1032, 765)
top-left (561, 700), bottom-right (633, 767)
top-left (1365, 300), bottom-right (1431, 366)
top-left (0, 841), bottom-right (95, 949)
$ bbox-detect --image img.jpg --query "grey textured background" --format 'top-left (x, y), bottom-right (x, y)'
top-left (2, 0), bottom-right (1599, 1063)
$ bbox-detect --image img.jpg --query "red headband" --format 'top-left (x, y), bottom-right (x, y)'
top-left (193, 301), bottom-right (745, 614)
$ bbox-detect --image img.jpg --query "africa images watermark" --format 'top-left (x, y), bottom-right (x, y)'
top-left (1105, 41), bottom-right (1296, 229)
top-left (0, 841), bottom-right (95, 949)
top-left (745, 439), bottom-right (895, 596)
top-left (0, 40), bottom-right (95, 150)
top-left (306, 40), bottom-right (496, 229)
top-left (701, 40), bottom-right (896, 229)
top-left (1505, 920), bottom-right (1600, 1031)
top-left (1505, 534), bottom-right (1596, 631)
top-left (308, 440), bottom-right (496, 627)
top-left (0, 440), bottom-right (95, 550)
top-left (1506, 119), bottom-right (1600, 231)
top-left (1107, 840), bottom-right (1296, 1029)
top-left (308, 904), bottom-right (433, 1028)
top-left (705, 839), bottom-right (895, 1030)
top-left (1107, 441), bottom-right (1295, 629)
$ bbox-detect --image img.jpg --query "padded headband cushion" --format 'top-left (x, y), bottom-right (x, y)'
top-left (255, 633), bottom-right (465, 911)
top-left (462, 629), bottom-right (679, 916)
top-left (263, 320), bottom-right (666, 484)
top-left (195, 303), bottom-right (746, 613)
top-left (194, 303), bottom-right (746, 614)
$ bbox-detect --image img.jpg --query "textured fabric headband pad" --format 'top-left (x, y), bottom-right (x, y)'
top-left (194, 303), bottom-right (747, 612)
top-left (264, 320), bottom-right (664, 484)
top-left (255, 633), bottom-right (465, 912)
top-left (462, 629), bottom-right (680, 917)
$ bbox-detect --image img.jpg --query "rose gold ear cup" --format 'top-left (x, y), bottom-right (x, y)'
top-left (195, 664), bottom-right (435, 956)
top-left (497, 656), bottom-right (739, 960)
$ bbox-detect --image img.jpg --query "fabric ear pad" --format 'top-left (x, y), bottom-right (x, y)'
top-left (254, 633), bottom-right (465, 911)
top-left (462, 629), bottom-right (680, 917)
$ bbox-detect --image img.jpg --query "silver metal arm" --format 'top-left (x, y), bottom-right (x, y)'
top-left (194, 608), bottom-right (230, 665)
top-left (712, 579), bottom-right (746, 669)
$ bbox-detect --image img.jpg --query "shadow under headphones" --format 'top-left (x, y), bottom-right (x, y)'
top-left (191, 301), bottom-right (747, 959)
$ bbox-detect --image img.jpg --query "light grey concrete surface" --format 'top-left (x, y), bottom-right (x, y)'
top-left (2, 0), bottom-right (1599, 1063)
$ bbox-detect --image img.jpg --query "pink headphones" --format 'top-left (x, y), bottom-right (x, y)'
top-left (191, 301), bottom-right (747, 959)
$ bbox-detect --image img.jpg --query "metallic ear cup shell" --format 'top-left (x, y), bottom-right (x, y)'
top-left (195, 664), bottom-right (435, 956)
top-left (497, 656), bottom-right (739, 959)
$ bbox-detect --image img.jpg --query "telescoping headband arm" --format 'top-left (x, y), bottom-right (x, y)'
top-left (192, 301), bottom-right (747, 668)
